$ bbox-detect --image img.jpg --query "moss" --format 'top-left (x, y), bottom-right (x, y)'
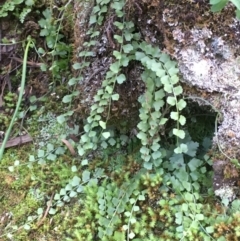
top-left (0, 132), bottom-right (77, 240)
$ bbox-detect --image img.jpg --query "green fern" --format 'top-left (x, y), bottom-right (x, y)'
top-left (19, 7), bottom-right (31, 23)
top-left (0, 0), bottom-right (23, 17)
top-left (0, 0), bottom-right (35, 22)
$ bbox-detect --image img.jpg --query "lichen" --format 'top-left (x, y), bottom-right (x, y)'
top-left (215, 185), bottom-right (236, 202)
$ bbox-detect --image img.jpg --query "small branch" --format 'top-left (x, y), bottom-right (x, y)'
top-left (106, 16), bottom-right (115, 48)
top-left (36, 193), bottom-right (54, 228)
top-left (10, 56), bottom-right (42, 68)
top-left (87, 66), bottom-right (105, 82)
top-left (0, 134), bottom-right (33, 149)
top-left (134, 1), bottom-right (142, 14)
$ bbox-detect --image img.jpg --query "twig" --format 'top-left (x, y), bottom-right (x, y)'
top-left (106, 16), bottom-right (115, 48)
top-left (36, 193), bottom-right (54, 228)
top-left (87, 66), bottom-right (105, 82)
top-left (0, 134), bottom-right (33, 148)
top-left (134, 1), bottom-right (142, 14)
top-left (10, 56), bottom-right (42, 67)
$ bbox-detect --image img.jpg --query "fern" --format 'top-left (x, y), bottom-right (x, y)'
top-left (0, 0), bottom-right (35, 22)
top-left (19, 7), bottom-right (31, 23)
top-left (0, 0), bottom-right (23, 17)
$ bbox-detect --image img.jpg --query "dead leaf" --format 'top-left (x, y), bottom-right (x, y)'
top-left (61, 139), bottom-right (76, 156)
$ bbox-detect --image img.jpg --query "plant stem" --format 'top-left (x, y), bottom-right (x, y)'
top-left (0, 38), bottom-right (32, 161)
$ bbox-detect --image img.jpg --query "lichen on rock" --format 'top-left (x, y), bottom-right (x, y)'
top-left (166, 4), bottom-right (240, 199)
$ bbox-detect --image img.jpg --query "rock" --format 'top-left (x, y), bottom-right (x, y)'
top-left (73, 0), bottom-right (240, 197)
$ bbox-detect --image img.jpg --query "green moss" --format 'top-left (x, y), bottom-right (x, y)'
top-left (0, 135), bottom-right (77, 240)
top-left (12, 194), bottom-right (42, 221)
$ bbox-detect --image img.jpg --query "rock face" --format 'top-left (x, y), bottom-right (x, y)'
top-left (73, 0), bottom-right (144, 131)
top-left (160, 2), bottom-right (240, 199)
top-left (172, 26), bottom-right (240, 156)
top-left (73, 0), bottom-right (240, 198)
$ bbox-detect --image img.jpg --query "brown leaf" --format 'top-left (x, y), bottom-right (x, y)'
top-left (61, 139), bottom-right (76, 156)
